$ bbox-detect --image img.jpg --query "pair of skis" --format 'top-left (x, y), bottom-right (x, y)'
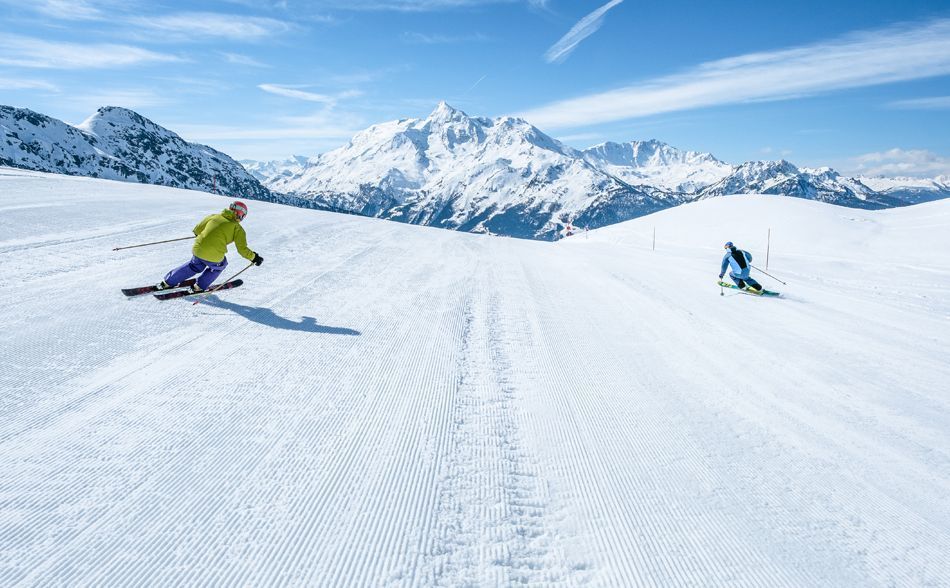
top-left (122, 279), bottom-right (243, 300)
top-left (717, 280), bottom-right (781, 297)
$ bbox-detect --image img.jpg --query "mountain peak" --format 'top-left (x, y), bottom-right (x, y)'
top-left (428, 101), bottom-right (467, 123)
top-left (0, 103), bottom-right (270, 201)
top-left (78, 106), bottom-right (165, 137)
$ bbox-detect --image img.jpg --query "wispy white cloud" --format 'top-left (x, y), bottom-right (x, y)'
top-left (522, 18), bottom-right (950, 129)
top-left (285, 0), bottom-right (529, 11)
top-left (322, 64), bottom-right (412, 85)
top-left (0, 34), bottom-right (183, 69)
top-left (220, 52), bottom-right (270, 67)
top-left (850, 148), bottom-right (950, 178)
top-left (171, 106), bottom-right (365, 159)
top-left (154, 75), bottom-right (238, 95)
top-left (258, 84), bottom-right (363, 105)
top-left (30, 0), bottom-right (105, 20)
top-left (5, 2), bottom-right (298, 42)
top-left (0, 77), bottom-right (59, 91)
top-left (401, 31), bottom-right (488, 44)
top-left (555, 131), bottom-right (603, 144)
top-left (544, 0), bottom-right (623, 64)
top-left (174, 111), bottom-right (363, 142)
top-left (175, 124), bottom-right (360, 141)
top-left (72, 88), bottom-right (174, 111)
top-left (759, 147), bottom-right (792, 157)
top-left (129, 12), bottom-right (294, 40)
top-left (888, 96), bottom-right (950, 110)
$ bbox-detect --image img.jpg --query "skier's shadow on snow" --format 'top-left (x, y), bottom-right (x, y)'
top-left (203, 297), bottom-right (361, 336)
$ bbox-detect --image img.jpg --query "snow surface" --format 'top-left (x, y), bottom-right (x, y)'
top-left (2, 168), bottom-right (949, 586)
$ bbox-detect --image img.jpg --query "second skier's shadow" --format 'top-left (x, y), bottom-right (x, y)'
top-left (203, 297), bottom-right (361, 336)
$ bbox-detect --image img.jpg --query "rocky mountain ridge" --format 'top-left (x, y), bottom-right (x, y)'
top-left (1, 105), bottom-right (271, 202)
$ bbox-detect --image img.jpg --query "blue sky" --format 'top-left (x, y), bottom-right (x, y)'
top-left (1, 0), bottom-right (949, 177)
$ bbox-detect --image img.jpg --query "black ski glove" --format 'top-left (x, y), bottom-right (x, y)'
top-left (252, 253), bottom-right (264, 266)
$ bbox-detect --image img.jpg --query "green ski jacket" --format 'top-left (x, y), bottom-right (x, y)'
top-left (192, 209), bottom-right (255, 263)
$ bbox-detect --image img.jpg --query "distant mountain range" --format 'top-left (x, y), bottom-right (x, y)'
top-left (3, 102), bottom-right (947, 241)
top-left (248, 102), bottom-right (947, 239)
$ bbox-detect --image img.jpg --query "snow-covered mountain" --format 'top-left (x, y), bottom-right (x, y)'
top-left (267, 102), bottom-right (686, 240)
top-left (857, 175), bottom-right (950, 205)
top-left (581, 139), bottom-right (732, 192)
top-left (1, 105), bottom-right (271, 201)
top-left (240, 155), bottom-right (309, 183)
top-left (261, 103), bottom-right (947, 239)
top-left (697, 160), bottom-right (901, 208)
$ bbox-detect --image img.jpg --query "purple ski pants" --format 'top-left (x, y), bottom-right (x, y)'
top-left (165, 255), bottom-right (228, 290)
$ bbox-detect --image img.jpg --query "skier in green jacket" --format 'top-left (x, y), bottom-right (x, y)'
top-left (159, 201), bottom-right (263, 292)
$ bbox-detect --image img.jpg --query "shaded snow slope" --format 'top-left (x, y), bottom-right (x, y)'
top-left (2, 168), bottom-right (949, 586)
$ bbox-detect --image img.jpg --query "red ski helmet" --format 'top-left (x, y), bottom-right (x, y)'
top-left (230, 200), bottom-right (248, 221)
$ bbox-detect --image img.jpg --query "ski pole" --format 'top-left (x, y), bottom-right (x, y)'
top-left (113, 236), bottom-right (193, 251)
top-left (750, 264), bottom-right (787, 285)
top-left (192, 261), bottom-right (255, 306)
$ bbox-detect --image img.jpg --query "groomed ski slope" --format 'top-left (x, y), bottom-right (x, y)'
top-left (1, 167), bottom-right (949, 586)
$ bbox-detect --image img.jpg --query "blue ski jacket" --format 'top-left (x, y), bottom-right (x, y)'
top-left (721, 248), bottom-right (753, 279)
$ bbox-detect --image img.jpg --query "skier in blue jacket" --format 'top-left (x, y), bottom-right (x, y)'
top-left (719, 241), bottom-right (763, 292)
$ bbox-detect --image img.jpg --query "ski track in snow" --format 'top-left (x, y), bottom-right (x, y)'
top-left (1, 169), bottom-right (949, 586)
